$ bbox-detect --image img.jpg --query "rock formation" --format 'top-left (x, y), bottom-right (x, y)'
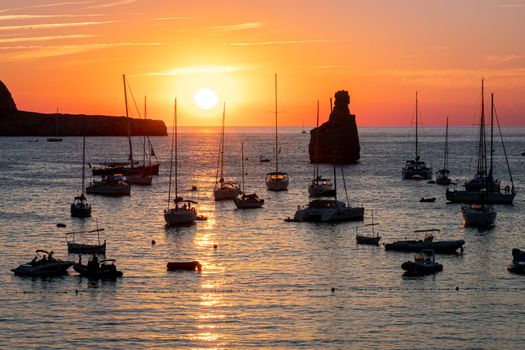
top-left (308, 90), bottom-right (360, 163)
top-left (0, 80), bottom-right (167, 136)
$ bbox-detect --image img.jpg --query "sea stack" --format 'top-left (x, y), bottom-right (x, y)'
top-left (308, 90), bottom-right (360, 163)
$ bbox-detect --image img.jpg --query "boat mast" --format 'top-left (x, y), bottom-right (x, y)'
top-left (274, 73), bottom-right (279, 173)
top-left (143, 96), bottom-right (147, 168)
top-left (477, 79), bottom-right (487, 178)
top-left (81, 135), bottom-right (86, 195)
top-left (415, 91), bottom-right (419, 161)
top-left (167, 99), bottom-right (176, 210)
top-left (174, 99), bottom-right (178, 200)
top-left (241, 142), bottom-right (245, 193)
top-left (123, 74), bottom-right (134, 168)
top-left (221, 103), bottom-right (225, 180)
top-left (333, 153), bottom-right (337, 201)
top-left (489, 92), bottom-right (494, 182)
top-left (313, 100), bottom-right (320, 179)
top-left (443, 117), bottom-right (449, 171)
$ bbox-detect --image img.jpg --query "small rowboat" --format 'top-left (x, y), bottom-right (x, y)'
top-left (167, 261), bottom-right (202, 271)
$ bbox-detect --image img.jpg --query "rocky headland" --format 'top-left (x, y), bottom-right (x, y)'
top-left (0, 80), bottom-right (167, 136)
top-left (308, 90), bottom-right (360, 163)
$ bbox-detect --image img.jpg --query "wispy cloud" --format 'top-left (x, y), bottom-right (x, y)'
top-left (0, 34), bottom-right (94, 44)
top-left (0, 20), bottom-right (117, 31)
top-left (229, 39), bottom-right (333, 46)
top-left (484, 54), bottom-right (522, 64)
top-left (207, 22), bottom-right (263, 32)
top-left (0, 41), bottom-right (162, 61)
top-left (499, 2), bottom-right (525, 7)
top-left (153, 16), bottom-right (193, 21)
top-left (144, 65), bottom-right (252, 77)
top-left (0, 1), bottom-right (97, 14)
top-left (87, 0), bottom-right (135, 9)
top-left (0, 14), bottom-right (103, 21)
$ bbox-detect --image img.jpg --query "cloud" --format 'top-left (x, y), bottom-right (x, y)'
top-left (0, 41), bottom-right (162, 61)
top-left (229, 39), bottom-right (333, 46)
top-left (0, 34), bottom-right (94, 44)
top-left (86, 0), bottom-right (135, 9)
top-left (0, 20), bottom-right (117, 31)
top-left (0, 1), bottom-right (97, 14)
top-left (153, 17), bottom-right (193, 21)
top-left (144, 65), bottom-right (253, 76)
top-left (207, 22), bottom-right (263, 32)
top-left (484, 54), bottom-right (522, 64)
top-left (0, 14), bottom-right (103, 21)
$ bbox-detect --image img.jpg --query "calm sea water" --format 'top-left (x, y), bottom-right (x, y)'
top-left (1, 126), bottom-right (525, 349)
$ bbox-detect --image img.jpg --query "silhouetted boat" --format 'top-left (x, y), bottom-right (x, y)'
top-left (11, 250), bottom-right (74, 277)
top-left (266, 74), bottom-right (289, 191)
top-left (65, 228), bottom-right (106, 254)
top-left (234, 142), bottom-right (264, 209)
top-left (214, 103), bottom-right (241, 201)
top-left (259, 155), bottom-right (270, 163)
top-left (164, 99), bottom-right (197, 227)
top-left (446, 82), bottom-right (516, 204)
top-left (47, 112), bottom-right (63, 142)
top-left (402, 92), bottom-right (432, 180)
top-left (436, 117), bottom-right (452, 185)
top-left (385, 229), bottom-right (464, 254)
top-left (356, 210), bottom-right (380, 245)
top-left (167, 261), bottom-right (202, 271)
top-left (86, 174), bottom-right (131, 196)
top-left (401, 249), bottom-right (443, 276)
top-left (73, 257), bottom-right (123, 279)
top-left (508, 249), bottom-right (525, 275)
top-left (419, 197), bottom-right (436, 203)
top-left (71, 135), bottom-right (92, 217)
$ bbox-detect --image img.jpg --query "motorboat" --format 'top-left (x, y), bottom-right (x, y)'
top-left (73, 256), bottom-right (123, 279)
top-left (234, 142), bottom-right (264, 209)
top-left (259, 155), bottom-right (270, 163)
top-left (385, 229), bottom-right (465, 254)
top-left (71, 135), bottom-right (92, 217)
top-left (308, 176), bottom-right (336, 197)
top-left (214, 103), bottom-right (241, 200)
top-left (86, 174), bottom-right (131, 196)
top-left (265, 74), bottom-right (289, 191)
top-left (11, 250), bottom-right (74, 277)
top-left (401, 249), bottom-right (443, 276)
top-left (402, 92), bottom-right (432, 180)
top-left (355, 210), bottom-right (380, 245)
top-left (462, 203), bottom-right (496, 228)
top-left (164, 99), bottom-right (198, 227)
top-left (293, 199), bottom-right (364, 223)
top-left (65, 228), bottom-right (106, 254)
top-left (167, 261), bottom-right (202, 271)
top-left (508, 249), bottom-right (525, 275)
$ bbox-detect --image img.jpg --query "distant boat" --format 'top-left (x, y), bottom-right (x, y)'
top-left (234, 142), bottom-right (264, 209)
top-left (266, 74), bottom-right (289, 191)
top-left (508, 249), bottom-right (525, 275)
top-left (73, 257), bottom-right (123, 279)
top-left (401, 249), bottom-right (443, 276)
top-left (419, 197), bottom-right (436, 203)
top-left (11, 250), bottom-right (74, 277)
top-left (301, 120), bottom-right (307, 134)
top-left (71, 135), bottom-right (92, 217)
top-left (356, 210), bottom-right (381, 245)
top-left (164, 99), bottom-right (198, 227)
top-left (385, 229), bottom-right (465, 254)
top-left (86, 174), bottom-right (131, 196)
top-left (65, 228), bottom-right (106, 254)
top-left (435, 117), bottom-right (452, 185)
top-left (402, 92), bottom-right (432, 180)
top-left (259, 155), bottom-right (270, 163)
top-left (446, 82), bottom-right (516, 204)
top-left (47, 112), bottom-right (63, 142)
top-left (213, 103), bottom-right (241, 201)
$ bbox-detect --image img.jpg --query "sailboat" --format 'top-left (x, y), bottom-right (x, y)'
top-left (266, 74), bottom-right (289, 191)
top-left (301, 120), bottom-right (307, 134)
top-left (92, 75), bottom-right (160, 177)
top-left (436, 117), bottom-right (452, 185)
top-left (71, 135), bottom-right (92, 217)
top-left (213, 103), bottom-right (241, 201)
top-left (164, 99), bottom-right (197, 226)
top-left (355, 210), bottom-right (381, 245)
top-left (234, 142), bottom-right (264, 209)
top-left (47, 110), bottom-right (63, 142)
top-left (461, 91), bottom-right (497, 228)
top-left (291, 157), bottom-right (364, 223)
top-left (446, 81), bottom-right (516, 204)
top-left (308, 100), bottom-right (335, 197)
top-left (402, 92), bottom-right (432, 180)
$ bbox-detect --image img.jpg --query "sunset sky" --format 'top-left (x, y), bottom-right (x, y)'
top-left (1, 0), bottom-right (524, 126)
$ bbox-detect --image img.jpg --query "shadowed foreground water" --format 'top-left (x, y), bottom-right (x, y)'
top-left (1, 126), bottom-right (525, 349)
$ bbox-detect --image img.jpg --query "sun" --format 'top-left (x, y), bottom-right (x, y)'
top-left (194, 88), bottom-right (219, 110)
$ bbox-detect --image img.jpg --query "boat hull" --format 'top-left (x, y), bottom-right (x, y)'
top-left (11, 261), bottom-right (74, 277)
top-left (294, 207), bottom-right (364, 223)
top-left (266, 172), bottom-right (289, 191)
top-left (401, 261), bottom-right (443, 275)
top-left (356, 235), bottom-right (381, 245)
top-left (164, 209), bottom-right (197, 226)
top-left (86, 183), bottom-right (131, 196)
top-left (70, 204), bottom-right (92, 217)
top-left (462, 207), bottom-right (497, 228)
top-left (67, 242), bottom-right (106, 254)
top-left (385, 240), bottom-right (465, 254)
top-left (126, 174), bottom-right (153, 186)
top-left (234, 197), bottom-right (264, 209)
top-left (214, 187), bottom-right (241, 201)
top-left (73, 263), bottom-right (123, 279)
top-left (446, 189), bottom-right (515, 204)
top-left (92, 163), bottom-right (160, 176)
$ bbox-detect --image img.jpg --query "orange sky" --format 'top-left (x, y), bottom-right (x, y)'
top-left (1, 0), bottom-right (524, 126)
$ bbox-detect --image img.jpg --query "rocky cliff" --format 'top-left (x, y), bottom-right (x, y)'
top-left (0, 81), bottom-right (167, 136)
top-left (308, 90), bottom-right (360, 163)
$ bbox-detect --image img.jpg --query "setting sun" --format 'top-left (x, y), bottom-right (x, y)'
top-left (194, 88), bottom-right (219, 110)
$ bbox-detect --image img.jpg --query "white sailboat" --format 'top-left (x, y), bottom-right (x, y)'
top-left (71, 135), bottom-right (92, 217)
top-left (234, 142), bottom-right (264, 209)
top-left (213, 103), bottom-right (241, 201)
top-left (308, 100), bottom-right (335, 197)
top-left (435, 117), bottom-right (452, 185)
top-left (402, 91), bottom-right (432, 180)
top-left (266, 74), bottom-right (289, 191)
top-left (164, 99), bottom-right (197, 226)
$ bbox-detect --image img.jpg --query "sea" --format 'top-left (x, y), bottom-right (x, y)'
top-left (1, 126), bottom-right (524, 349)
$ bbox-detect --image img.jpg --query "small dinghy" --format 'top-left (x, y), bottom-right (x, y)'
top-left (73, 255), bottom-right (123, 279)
top-left (420, 197), bottom-right (436, 203)
top-left (508, 248), bottom-right (525, 275)
top-left (402, 249), bottom-right (443, 276)
top-left (259, 155), bottom-right (270, 163)
top-left (65, 228), bottom-right (106, 254)
top-left (11, 250), bottom-right (74, 277)
top-left (167, 261), bottom-right (202, 271)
